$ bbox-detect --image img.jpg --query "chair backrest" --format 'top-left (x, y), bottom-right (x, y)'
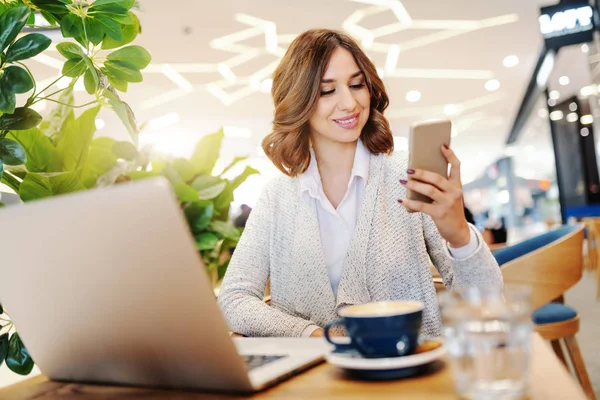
top-left (494, 224), bottom-right (584, 309)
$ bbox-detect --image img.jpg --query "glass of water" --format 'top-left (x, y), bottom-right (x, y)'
top-left (438, 284), bottom-right (532, 400)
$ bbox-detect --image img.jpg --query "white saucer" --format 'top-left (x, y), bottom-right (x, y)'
top-left (325, 341), bottom-right (446, 371)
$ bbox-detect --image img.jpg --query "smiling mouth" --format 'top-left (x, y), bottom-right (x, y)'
top-left (333, 113), bottom-right (360, 125)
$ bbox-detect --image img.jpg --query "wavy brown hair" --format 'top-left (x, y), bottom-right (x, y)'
top-left (262, 29), bottom-right (394, 177)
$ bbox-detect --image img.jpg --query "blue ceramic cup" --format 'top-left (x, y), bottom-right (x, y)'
top-left (324, 300), bottom-right (424, 358)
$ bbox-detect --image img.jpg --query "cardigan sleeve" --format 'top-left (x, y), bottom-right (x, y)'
top-left (217, 184), bottom-right (315, 337)
top-left (421, 213), bottom-right (503, 291)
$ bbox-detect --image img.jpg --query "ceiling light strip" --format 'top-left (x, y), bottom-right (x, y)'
top-left (140, 88), bottom-right (193, 110)
top-left (160, 65), bottom-right (194, 92)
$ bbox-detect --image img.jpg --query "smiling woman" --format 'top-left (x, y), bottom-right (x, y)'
top-left (262, 29), bottom-right (393, 177)
top-left (218, 29), bottom-right (502, 339)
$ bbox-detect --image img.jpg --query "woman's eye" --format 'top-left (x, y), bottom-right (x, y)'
top-left (320, 89), bottom-right (335, 96)
top-left (350, 83), bottom-right (365, 90)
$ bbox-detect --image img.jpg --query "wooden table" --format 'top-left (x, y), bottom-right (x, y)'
top-left (0, 334), bottom-right (586, 400)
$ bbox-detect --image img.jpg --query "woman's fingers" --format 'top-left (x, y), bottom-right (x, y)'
top-left (441, 145), bottom-right (461, 183)
top-left (401, 179), bottom-right (449, 205)
top-left (398, 198), bottom-right (441, 217)
top-left (406, 168), bottom-right (452, 192)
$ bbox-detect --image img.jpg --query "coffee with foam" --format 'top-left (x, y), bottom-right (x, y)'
top-left (341, 301), bottom-right (423, 317)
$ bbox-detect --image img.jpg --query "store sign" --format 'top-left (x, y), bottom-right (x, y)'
top-left (539, 2), bottom-right (595, 49)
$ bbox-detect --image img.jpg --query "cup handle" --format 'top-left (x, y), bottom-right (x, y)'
top-left (324, 320), bottom-right (353, 352)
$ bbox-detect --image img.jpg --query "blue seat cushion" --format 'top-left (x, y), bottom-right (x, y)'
top-left (532, 303), bottom-right (578, 325)
top-left (493, 224), bottom-right (579, 266)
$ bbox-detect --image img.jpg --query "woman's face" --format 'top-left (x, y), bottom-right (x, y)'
top-left (308, 47), bottom-right (371, 146)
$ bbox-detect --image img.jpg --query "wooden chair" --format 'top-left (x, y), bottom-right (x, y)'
top-left (494, 224), bottom-right (595, 400)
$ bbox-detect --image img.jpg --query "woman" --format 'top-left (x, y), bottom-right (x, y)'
top-left (218, 29), bottom-right (502, 338)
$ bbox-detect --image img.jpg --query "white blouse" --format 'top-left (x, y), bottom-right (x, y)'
top-left (298, 140), bottom-right (478, 335)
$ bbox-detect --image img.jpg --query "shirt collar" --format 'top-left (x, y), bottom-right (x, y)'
top-left (298, 139), bottom-right (371, 197)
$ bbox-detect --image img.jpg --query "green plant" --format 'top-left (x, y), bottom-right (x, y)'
top-left (119, 128), bottom-right (259, 281)
top-left (0, 0), bottom-right (150, 195)
top-left (0, 0), bottom-right (150, 376)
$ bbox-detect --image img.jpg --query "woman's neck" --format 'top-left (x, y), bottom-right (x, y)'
top-left (312, 137), bottom-right (358, 178)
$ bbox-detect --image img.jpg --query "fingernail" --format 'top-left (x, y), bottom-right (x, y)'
top-left (398, 199), bottom-right (403, 204)
top-left (400, 179), bottom-right (408, 185)
top-left (407, 169), bottom-right (415, 174)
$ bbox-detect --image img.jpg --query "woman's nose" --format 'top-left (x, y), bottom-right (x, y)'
top-left (337, 87), bottom-right (358, 112)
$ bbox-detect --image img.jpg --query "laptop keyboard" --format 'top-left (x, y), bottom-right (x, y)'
top-left (242, 355), bottom-right (286, 371)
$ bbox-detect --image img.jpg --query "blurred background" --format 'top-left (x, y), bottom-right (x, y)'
top-left (15, 0), bottom-right (576, 221)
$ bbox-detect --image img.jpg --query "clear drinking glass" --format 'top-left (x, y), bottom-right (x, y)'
top-left (438, 285), bottom-right (533, 400)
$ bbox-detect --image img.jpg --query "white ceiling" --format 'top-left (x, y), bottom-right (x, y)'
top-left (24, 0), bottom-right (567, 199)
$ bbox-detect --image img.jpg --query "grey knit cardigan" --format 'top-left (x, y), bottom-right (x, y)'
top-left (218, 150), bottom-right (502, 337)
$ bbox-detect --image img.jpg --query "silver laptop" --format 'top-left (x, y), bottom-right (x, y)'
top-left (0, 177), bottom-right (328, 393)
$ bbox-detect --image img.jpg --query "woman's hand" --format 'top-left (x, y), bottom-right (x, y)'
top-left (310, 328), bottom-right (325, 337)
top-left (310, 328), bottom-right (346, 337)
top-left (398, 145), bottom-right (470, 248)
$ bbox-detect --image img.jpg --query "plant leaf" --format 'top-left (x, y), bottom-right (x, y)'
top-left (0, 333), bottom-right (8, 369)
top-left (91, 0), bottom-right (135, 9)
top-left (197, 181), bottom-right (226, 200)
top-left (55, 41), bottom-right (85, 60)
top-left (106, 45), bottom-right (151, 70)
top-left (86, 137), bottom-right (117, 175)
top-left (0, 302), bottom-right (3, 314)
top-left (184, 202), bottom-right (214, 233)
top-left (91, 4), bottom-right (128, 14)
top-left (54, 106), bottom-right (100, 171)
top-left (85, 17), bottom-right (104, 46)
top-left (174, 182), bottom-right (199, 202)
top-left (213, 182), bottom-right (234, 221)
top-left (172, 158), bottom-right (197, 182)
top-left (0, 107), bottom-right (42, 131)
top-left (26, 9), bottom-right (35, 26)
top-left (218, 259), bottom-right (230, 281)
top-left (0, 138), bottom-right (27, 165)
top-left (30, 0), bottom-right (69, 15)
top-left (190, 128), bottom-right (224, 175)
top-left (1, 66), bottom-right (34, 94)
top-left (62, 59), bottom-right (85, 77)
top-left (110, 12), bottom-right (135, 25)
top-left (101, 89), bottom-right (138, 145)
top-left (104, 60), bottom-right (142, 82)
top-left (6, 333), bottom-right (34, 375)
top-left (7, 128), bottom-right (57, 172)
top-left (210, 220), bottom-right (241, 240)
top-left (103, 69), bottom-right (128, 92)
top-left (112, 141), bottom-right (137, 160)
top-left (40, 10), bottom-right (59, 25)
top-left (60, 13), bottom-right (83, 38)
top-left (0, 160), bottom-right (3, 181)
top-left (231, 166), bottom-right (259, 191)
top-left (195, 232), bottom-right (219, 251)
top-left (0, 6), bottom-right (30, 53)
top-left (19, 171), bottom-right (85, 201)
top-left (0, 84), bottom-right (16, 114)
top-left (83, 68), bottom-right (99, 94)
top-left (95, 14), bottom-right (122, 41)
top-left (191, 174), bottom-right (223, 191)
top-left (5, 33), bottom-right (52, 62)
top-left (219, 155), bottom-right (248, 177)
top-left (101, 12), bottom-right (139, 50)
